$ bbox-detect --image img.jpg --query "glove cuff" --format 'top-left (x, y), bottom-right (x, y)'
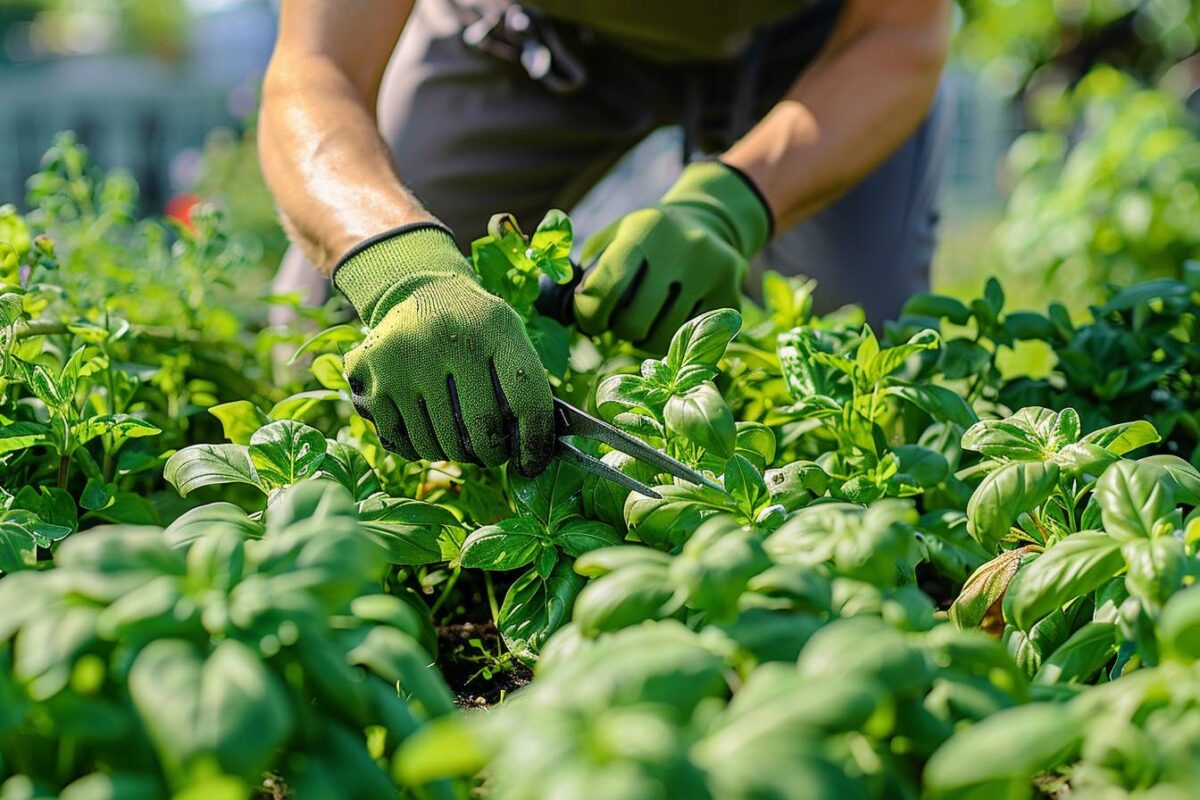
top-left (661, 160), bottom-right (773, 258)
top-left (332, 223), bottom-right (473, 325)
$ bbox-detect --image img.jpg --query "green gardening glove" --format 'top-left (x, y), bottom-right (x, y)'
top-left (336, 223), bottom-right (555, 476)
top-left (573, 160), bottom-right (773, 354)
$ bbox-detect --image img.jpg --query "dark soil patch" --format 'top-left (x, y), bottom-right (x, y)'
top-left (438, 621), bottom-right (532, 709)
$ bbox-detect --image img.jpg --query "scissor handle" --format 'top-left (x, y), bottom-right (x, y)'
top-left (535, 270), bottom-right (582, 324)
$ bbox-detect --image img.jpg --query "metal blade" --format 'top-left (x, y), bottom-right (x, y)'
top-left (553, 398), bottom-right (725, 493)
top-left (556, 439), bottom-right (661, 499)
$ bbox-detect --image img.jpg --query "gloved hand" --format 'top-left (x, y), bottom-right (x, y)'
top-left (336, 223), bottom-right (555, 476)
top-left (573, 160), bottom-right (773, 354)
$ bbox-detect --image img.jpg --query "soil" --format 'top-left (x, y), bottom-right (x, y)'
top-left (438, 620), bottom-right (533, 709)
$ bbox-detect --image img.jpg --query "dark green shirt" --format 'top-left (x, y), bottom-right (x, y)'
top-left (526, 0), bottom-right (812, 62)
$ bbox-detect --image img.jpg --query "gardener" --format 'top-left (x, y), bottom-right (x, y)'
top-left (259, 0), bottom-right (951, 476)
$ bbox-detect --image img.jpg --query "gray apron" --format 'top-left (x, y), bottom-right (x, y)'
top-left (273, 0), bottom-right (950, 327)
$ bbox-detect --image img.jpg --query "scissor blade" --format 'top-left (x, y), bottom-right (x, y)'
top-left (553, 398), bottom-right (725, 493)
top-left (556, 439), bottom-right (661, 499)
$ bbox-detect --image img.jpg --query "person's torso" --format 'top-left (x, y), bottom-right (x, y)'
top-left (522, 0), bottom-right (813, 61)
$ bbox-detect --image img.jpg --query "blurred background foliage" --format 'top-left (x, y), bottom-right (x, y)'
top-left (0, 0), bottom-right (1196, 310)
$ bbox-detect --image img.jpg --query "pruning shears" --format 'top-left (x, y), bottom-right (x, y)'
top-left (551, 397), bottom-right (723, 500)
top-left (536, 274), bottom-right (723, 499)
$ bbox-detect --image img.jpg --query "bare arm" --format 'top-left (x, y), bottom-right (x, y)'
top-left (259, 0), bottom-right (436, 273)
top-left (723, 0), bottom-right (952, 231)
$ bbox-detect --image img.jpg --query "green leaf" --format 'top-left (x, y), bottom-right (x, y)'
top-left (497, 563), bottom-right (584, 662)
top-left (529, 208), bottom-right (574, 283)
top-left (595, 373), bottom-right (660, 418)
top-left (1159, 586), bottom-right (1200, 661)
top-left (310, 353), bottom-right (350, 391)
top-left (319, 441), bottom-right (382, 500)
top-left (553, 517), bottom-right (622, 557)
top-left (666, 308), bottom-right (742, 370)
top-left (485, 213), bottom-right (535, 272)
top-left (27, 363), bottom-right (65, 409)
top-left (764, 461), bottom-right (829, 511)
top-left (358, 495), bottom-right (455, 565)
top-left (129, 639), bottom-right (292, 786)
top-left (723, 454), bottom-right (768, 519)
top-left (80, 477), bottom-right (114, 511)
top-left (1006, 532), bottom-right (1123, 630)
top-left (865, 328), bottom-right (939, 382)
top-left (962, 407), bottom-right (1061, 461)
top-left (0, 421), bottom-right (50, 454)
top-left (1139, 454), bottom-right (1200, 505)
top-left (11, 486), bottom-right (77, 534)
top-left (1034, 622), bottom-right (1118, 685)
top-left (164, 443), bottom-right (260, 497)
top-left (901, 293), bottom-right (971, 325)
top-left (664, 382), bottom-right (736, 459)
top-left (289, 324), bottom-right (363, 364)
top-left (1052, 442), bottom-right (1118, 478)
top-left (625, 483), bottom-right (737, 551)
top-left (734, 421), bottom-right (776, 471)
top-left (572, 562), bottom-right (675, 635)
top-left (1123, 536), bottom-right (1186, 610)
top-left (71, 414), bottom-right (161, 447)
top-left (1081, 420), bottom-right (1161, 455)
top-left (797, 616), bottom-right (931, 694)
top-left (458, 517), bottom-right (543, 571)
top-left (574, 545), bottom-right (671, 577)
top-left (0, 520), bottom-right (38, 574)
top-left (511, 459), bottom-right (584, 530)
top-left (1003, 311), bottom-right (1056, 341)
top-left (526, 315), bottom-right (571, 379)
top-left (923, 704), bottom-right (1081, 799)
top-left (673, 518), bottom-right (770, 617)
top-left (208, 401), bottom-right (270, 445)
top-left (248, 419), bottom-right (327, 488)
top-left (888, 384), bottom-right (977, 427)
top-left (269, 389), bottom-right (343, 421)
top-left (966, 461), bottom-right (1060, 544)
top-left (1094, 459), bottom-right (1174, 541)
top-left (0, 292), bottom-right (23, 326)
top-left (892, 444), bottom-right (949, 489)
top-left (346, 626), bottom-right (453, 719)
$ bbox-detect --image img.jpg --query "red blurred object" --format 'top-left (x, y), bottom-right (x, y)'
top-left (165, 192), bottom-right (201, 228)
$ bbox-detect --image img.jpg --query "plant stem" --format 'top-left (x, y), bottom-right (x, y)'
top-left (57, 453), bottom-right (70, 489)
top-left (429, 567), bottom-right (461, 617)
top-left (484, 573), bottom-right (501, 622)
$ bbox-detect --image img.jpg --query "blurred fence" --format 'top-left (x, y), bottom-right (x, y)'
top-left (0, 58), bottom-right (237, 210)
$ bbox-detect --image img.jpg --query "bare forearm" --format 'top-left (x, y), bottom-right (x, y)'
top-left (259, 60), bottom-right (433, 273)
top-left (258, 0), bottom-right (426, 274)
top-left (723, 1), bottom-right (950, 231)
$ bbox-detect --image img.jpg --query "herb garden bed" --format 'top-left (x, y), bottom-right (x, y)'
top-left (3, 137), bottom-right (1200, 799)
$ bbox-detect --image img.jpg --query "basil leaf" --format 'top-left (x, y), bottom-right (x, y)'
top-left (247, 420), bottom-right (327, 488)
top-left (458, 517), bottom-right (543, 571)
top-left (666, 308), bottom-right (742, 370)
top-left (553, 517), bottom-right (622, 558)
top-left (966, 461), bottom-right (1060, 545)
top-left (497, 563), bottom-right (584, 662)
top-left (664, 382), bottom-right (736, 459)
top-left (1005, 532), bottom-right (1123, 630)
top-left (1094, 459), bottom-right (1174, 541)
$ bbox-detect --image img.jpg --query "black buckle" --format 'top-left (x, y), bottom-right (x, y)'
top-left (462, 5), bottom-right (588, 96)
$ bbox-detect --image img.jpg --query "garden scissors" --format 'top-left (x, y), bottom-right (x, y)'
top-left (551, 397), bottom-right (724, 500)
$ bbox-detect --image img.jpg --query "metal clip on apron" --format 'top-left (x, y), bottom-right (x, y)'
top-left (461, 4), bottom-right (588, 95)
